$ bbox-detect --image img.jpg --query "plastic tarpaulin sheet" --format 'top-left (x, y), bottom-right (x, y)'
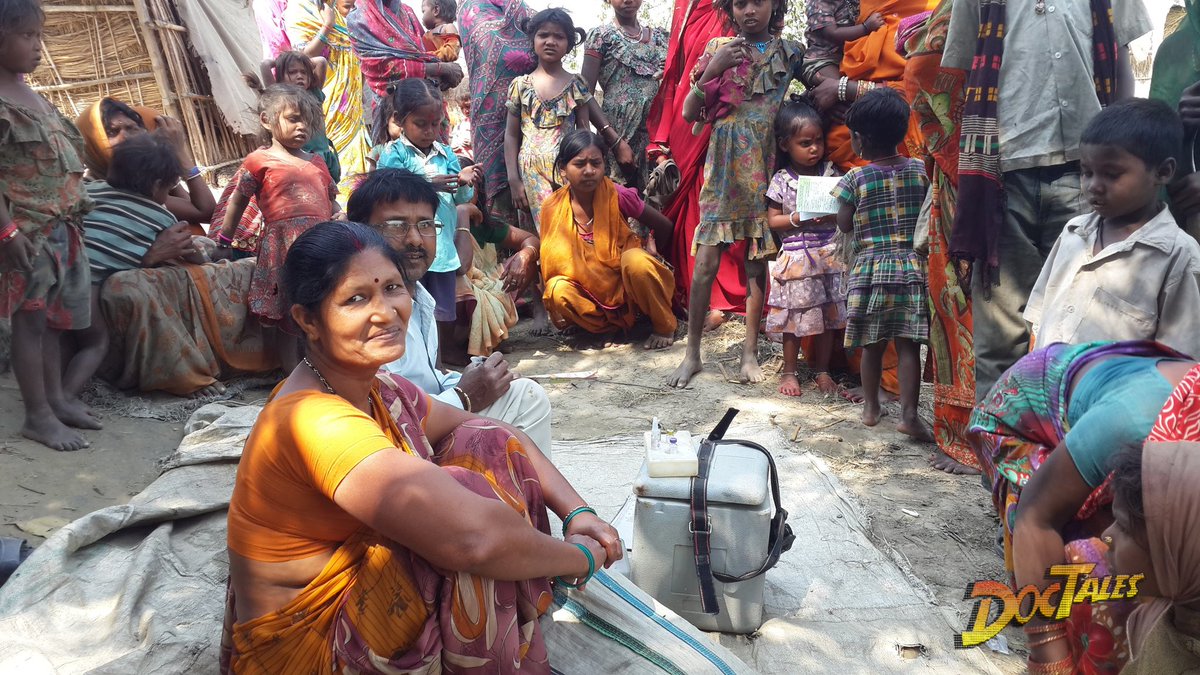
top-left (174, 0), bottom-right (262, 136)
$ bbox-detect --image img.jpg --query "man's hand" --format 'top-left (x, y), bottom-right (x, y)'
top-left (456, 351), bottom-right (516, 411)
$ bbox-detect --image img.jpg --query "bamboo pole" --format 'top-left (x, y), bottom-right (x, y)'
top-left (44, 5), bottom-right (136, 12)
top-left (130, 0), bottom-right (183, 119)
top-left (32, 72), bottom-right (154, 93)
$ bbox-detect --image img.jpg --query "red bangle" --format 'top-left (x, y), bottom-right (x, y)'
top-left (0, 225), bottom-right (19, 243)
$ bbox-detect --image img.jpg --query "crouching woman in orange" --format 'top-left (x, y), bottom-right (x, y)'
top-left (541, 130), bottom-right (677, 349)
top-left (221, 221), bottom-right (620, 674)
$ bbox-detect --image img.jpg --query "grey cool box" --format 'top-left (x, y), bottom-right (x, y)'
top-left (629, 443), bottom-right (773, 634)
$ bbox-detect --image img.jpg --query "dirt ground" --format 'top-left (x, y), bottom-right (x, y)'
top-left (0, 316), bottom-right (1024, 672)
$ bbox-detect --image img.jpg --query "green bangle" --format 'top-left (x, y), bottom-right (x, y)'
top-left (555, 543), bottom-right (596, 589)
top-left (561, 505), bottom-right (597, 536)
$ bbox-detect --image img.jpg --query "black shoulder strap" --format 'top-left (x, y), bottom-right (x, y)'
top-left (689, 408), bottom-right (795, 615)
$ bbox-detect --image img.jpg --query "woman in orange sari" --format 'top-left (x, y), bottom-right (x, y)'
top-left (541, 131), bottom-right (677, 349)
top-left (903, 2), bottom-right (979, 473)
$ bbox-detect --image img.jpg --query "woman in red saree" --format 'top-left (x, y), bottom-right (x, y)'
top-left (644, 0), bottom-right (746, 320)
top-left (903, 1), bottom-right (979, 473)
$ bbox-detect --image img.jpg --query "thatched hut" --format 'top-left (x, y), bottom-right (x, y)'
top-left (29, 0), bottom-right (260, 181)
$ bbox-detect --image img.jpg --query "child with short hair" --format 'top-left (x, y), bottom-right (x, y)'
top-left (66, 134), bottom-right (202, 401)
top-left (765, 98), bottom-right (847, 398)
top-left (218, 84), bottom-right (339, 370)
top-left (833, 88), bottom-right (931, 439)
top-left (377, 78), bottom-right (476, 353)
top-left (420, 0), bottom-right (461, 63)
top-left (668, 0), bottom-right (805, 388)
top-left (0, 0), bottom-right (98, 450)
top-left (1026, 98), bottom-right (1200, 357)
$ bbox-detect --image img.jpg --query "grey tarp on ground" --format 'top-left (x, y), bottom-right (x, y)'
top-left (174, 0), bottom-right (263, 136)
top-left (0, 403), bottom-right (753, 674)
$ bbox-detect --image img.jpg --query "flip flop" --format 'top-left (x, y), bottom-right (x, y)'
top-left (0, 537), bottom-right (31, 586)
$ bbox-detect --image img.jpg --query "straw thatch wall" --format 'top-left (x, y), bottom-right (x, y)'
top-left (29, 0), bottom-right (255, 181)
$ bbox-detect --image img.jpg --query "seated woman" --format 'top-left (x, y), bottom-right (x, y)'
top-left (75, 98), bottom-right (216, 230)
top-left (968, 341), bottom-right (1197, 673)
top-left (222, 221), bottom-right (620, 672)
top-left (1104, 366), bottom-right (1200, 674)
top-left (540, 131), bottom-right (676, 349)
top-left (71, 135), bottom-right (276, 398)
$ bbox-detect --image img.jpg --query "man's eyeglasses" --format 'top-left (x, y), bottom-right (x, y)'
top-left (378, 219), bottom-right (441, 237)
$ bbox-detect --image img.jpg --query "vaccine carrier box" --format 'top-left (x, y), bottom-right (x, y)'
top-left (630, 443), bottom-right (773, 634)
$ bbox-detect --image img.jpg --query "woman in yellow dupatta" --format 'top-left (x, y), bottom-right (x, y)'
top-left (541, 131), bottom-right (677, 349)
top-left (285, 0), bottom-right (371, 199)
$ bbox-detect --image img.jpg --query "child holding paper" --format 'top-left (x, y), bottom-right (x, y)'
top-left (765, 98), bottom-right (847, 397)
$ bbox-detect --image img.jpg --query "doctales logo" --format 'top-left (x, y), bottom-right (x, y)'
top-left (955, 563), bottom-right (1144, 648)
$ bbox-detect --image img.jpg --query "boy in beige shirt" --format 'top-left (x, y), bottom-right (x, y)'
top-left (1025, 98), bottom-right (1200, 357)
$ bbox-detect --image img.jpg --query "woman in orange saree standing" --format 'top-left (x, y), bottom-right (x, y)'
top-left (903, 2), bottom-right (979, 473)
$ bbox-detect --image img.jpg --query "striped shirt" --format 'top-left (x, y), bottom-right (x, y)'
top-left (83, 181), bottom-right (176, 282)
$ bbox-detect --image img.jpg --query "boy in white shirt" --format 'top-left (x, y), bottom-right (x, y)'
top-left (1026, 98), bottom-right (1200, 357)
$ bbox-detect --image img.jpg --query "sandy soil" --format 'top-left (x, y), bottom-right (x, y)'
top-left (0, 316), bottom-right (1024, 671)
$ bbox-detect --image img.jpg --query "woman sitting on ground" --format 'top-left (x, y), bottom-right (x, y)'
top-left (968, 340), bottom-right (1197, 673)
top-left (70, 135), bottom-right (276, 398)
top-left (222, 221), bottom-right (620, 672)
top-left (540, 130), bottom-right (677, 349)
top-left (75, 97), bottom-right (216, 230)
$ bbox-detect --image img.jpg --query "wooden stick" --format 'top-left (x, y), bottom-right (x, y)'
top-left (131, 0), bottom-right (183, 119)
top-left (44, 4), bottom-right (136, 11)
top-left (31, 72), bottom-right (154, 93)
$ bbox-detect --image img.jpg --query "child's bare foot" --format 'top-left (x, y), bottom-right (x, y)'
top-left (703, 310), bottom-right (731, 333)
top-left (643, 332), bottom-right (675, 350)
top-left (52, 399), bottom-right (103, 430)
top-left (778, 373), bottom-right (802, 397)
top-left (862, 402), bottom-right (884, 427)
top-left (22, 415), bottom-right (89, 451)
top-left (739, 354), bottom-right (764, 384)
top-left (930, 450), bottom-right (981, 475)
top-left (898, 416), bottom-right (935, 443)
top-left (841, 386), bottom-right (898, 404)
top-left (191, 382), bottom-right (228, 399)
top-left (814, 372), bottom-right (838, 396)
top-left (668, 354), bottom-right (702, 388)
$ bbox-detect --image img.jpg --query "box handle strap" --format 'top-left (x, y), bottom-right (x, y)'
top-left (690, 408), bottom-right (797, 615)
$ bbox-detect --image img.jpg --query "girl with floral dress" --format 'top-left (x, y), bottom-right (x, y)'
top-left (581, 0), bottom-right (668, 189)
top-left (668, 0), bottom-right (804, 389)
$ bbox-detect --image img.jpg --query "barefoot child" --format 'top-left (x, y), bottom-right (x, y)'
top-left (0, 0), bottom-right (98, 450)
top-left (833, 88), bottom-right (931, 440)
top-left (420, 0), bottom-right (461, 63)
top-left (66, 134), bottom-right (203, 402)
top-left (218, 84), bottom-right (339, 371)
top-left (1026, 98), bottom-right (1200, 356)
top-left (668, 0), bottom-right (804, 388)
top-left (377, 78), bottom-right (476, 361)
top-left (765, 98), bottom-right (847, 397)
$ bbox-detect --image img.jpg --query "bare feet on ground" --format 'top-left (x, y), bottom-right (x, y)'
top-left (897, 416), bottom-right (936, 443)
top-left (739, 354), bottom-right (764, 384)
top-left (22, 415), bottom-right (89, 451)
top-left (814, 372), bottom-right (838, 396)
top-left (667, 354), bottom-right (702, 388)
top-left (643, 333), bottom-right (675, 350)
top-left (191, 382), bottom-right (228, 399)
top-left (840, 386), bottom-right (898, 404)
top-left (929, 450), bottom-right (981, 475)
top-left (703, 310), bottom-right (731, 333)
top-left (529, 302), bottom-right (553, 337)
top-left (778, 373), bottom-right (802, 397)
top-left (862, 401), bottom-right (884, 427)
top-left (52, 399), bottom-right (103, 430)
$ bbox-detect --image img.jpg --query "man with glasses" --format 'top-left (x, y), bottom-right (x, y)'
top-left (346, 168), bottom-right (554, 457)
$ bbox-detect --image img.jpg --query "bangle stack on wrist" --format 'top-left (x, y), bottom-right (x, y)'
top-left (837, 76), bottom-right (850, 103)
top-left (555, 543), bottom-right (596, 589)
top-left (0, 228), bottom-right (18, 244)
top-left (561, 505), bottom-right (597, 536)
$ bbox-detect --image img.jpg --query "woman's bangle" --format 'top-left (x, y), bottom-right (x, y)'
top-left (837, 76), bottom-right (849, 102)
top-left (216, 232), bottom-right (234, 245)
top-left (0, 227), bottom-right (18, 243)
top-left (185, 166), bottom-right (202, 180)
top-left (454, 386), bottom-right (473, 413)
top-left (789, 211), bottom-right (799, 227)
top-left (456, 227), bottom-right (472, 233)
top-left (690, 80), bottom-right (706, 102)
top-left (1027, 632), bottom-right (1068, 649)
top-left (561, 505), bottom-right (597, 536)
top-left (1027, 656), bottom-right (1073, 675)
top-left (555, 543), bottom-right (596, 589)
top-left (1024, 623), bottom-right (1067, 635)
